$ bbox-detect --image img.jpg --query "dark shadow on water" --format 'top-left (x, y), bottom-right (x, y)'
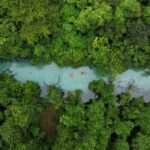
top-left (35, 63), bottom-right (46, 69)
top-left (0, 62), bottom-right (12, 73)
top-left (141, 70), bottom-right (150, 77)
top-left (131, 67), bottom-right (143, 72)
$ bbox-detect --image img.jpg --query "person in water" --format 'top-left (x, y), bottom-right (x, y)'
top-left (80, 71), bottom-right (88, 75)
top-left (69, 72), bottom-right (88, 77)
top-left (69, 74), bottom-right (76, 77)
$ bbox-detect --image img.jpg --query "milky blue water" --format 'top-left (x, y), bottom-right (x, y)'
top-left (7, 61), bottom-right (99, 91)
top-left (114, 69), bottom-right (150, 91)
top-left (0, 61), bottom-right (100, 102)
top-left (0, 61), bottom-right (150, 102)
top-left (114, 69), bottom-right (150, 102)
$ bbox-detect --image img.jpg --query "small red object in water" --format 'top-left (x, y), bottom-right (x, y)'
top-left (69, 74), bottom-right (76, 77)
top-left (80, 71), bottom-right (88, 75)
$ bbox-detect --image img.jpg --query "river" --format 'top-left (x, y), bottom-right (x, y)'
top-left (0, 61), bottom-right (150, 102)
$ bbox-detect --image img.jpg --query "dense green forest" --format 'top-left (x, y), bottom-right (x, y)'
top-left (0, 0), bottom-right (149, 74)
top-left (1, 73), bottom-right (150, 150)
top-left (0, 0), bottom-right (150, 150)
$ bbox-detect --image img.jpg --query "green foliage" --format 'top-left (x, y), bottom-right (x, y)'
top-left (119, 0), bottom-right (141, 18)
top-left (89, 37), bottom-right (124, 75)
top-left (0, 0), bottom-right (61, 60)
top-left (23, 81), bottom-right (40, 99)
top-left (114, 121), bottom-right (134, 139)
top-left (0, 0), bottom-right (150, 149)
top-left (0, 0), bottom-right (148, 74)
top-left (52, 92), bottom-right (85, 150)
top-left (74, 2), bottom-right (112, 31)
top-left (52, 80), bottom-right (150, 149)
top-left (0, 0), bottom-right (149, 73)
top-left (0, 73), bottom-right (57, 149)
top-left (112, 139), bottom-right (129, 150)
top-left (136, 107), bottom-right (150, 135)
top-left (143, 6), bottom-right (150, 24)
top-left (0, 75), bottom-right (150, 149)
top-left (131, 133), bottom-right (150, 150)
top-left (0, 118), bottom-right (23, 148)
top-left (47, 85), bottom-right (63, 109)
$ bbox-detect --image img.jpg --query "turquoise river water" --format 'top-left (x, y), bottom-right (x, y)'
top-left (0, 61), bottom-right (150, 102)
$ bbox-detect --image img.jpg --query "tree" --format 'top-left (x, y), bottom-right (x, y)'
top-left (23, 81), bottom-right (40, 99)
top-left (52, 92), bottom-right (85, 150)
top-left (0, 0), bottom-right (61, 60)
top-left (74, 2), bottom-right (112, 32)
top-left (47, 86), bottom-right (63, 109)
top-left (131, 133), bottom-right (150, 150)
top-left (88, 37), bottom-right (124, 75)
top-left (112, 139), bottom-right (129, 150)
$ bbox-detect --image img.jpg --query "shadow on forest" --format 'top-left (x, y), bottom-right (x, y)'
top-left (39, 106), bottom-right (58, 134)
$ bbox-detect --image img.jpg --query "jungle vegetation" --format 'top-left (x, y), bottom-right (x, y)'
top-left (0, 0), bottom-right (150, 150)
top-left (0, 0), bottom-right (149, 74)
top-left (0, 73), bottom-right (150, 150)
